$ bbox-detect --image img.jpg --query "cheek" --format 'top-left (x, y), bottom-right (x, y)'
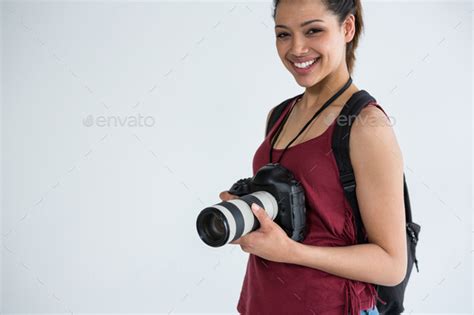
top-left (276, 42), bottom-right (287, 57)
top-left (326, 36), bottom-right (346, 55)
top-left (310, 36), bottom-right (331, 54)
top-left (317, 41), bottom-right (342, 66)
top-left (276, 44), bottom-right (292, 66)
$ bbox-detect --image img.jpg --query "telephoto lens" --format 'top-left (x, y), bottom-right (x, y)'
top-left (196, 163), bottom-right (307, 248)
top-left (196, 191), bottom-right (278, 247)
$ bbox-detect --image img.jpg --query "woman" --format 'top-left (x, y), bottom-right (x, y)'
top-left (219, 0), bottom-right (407, 314)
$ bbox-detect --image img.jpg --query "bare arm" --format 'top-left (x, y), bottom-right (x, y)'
top-left (287, 105), bottom-right (407, 287)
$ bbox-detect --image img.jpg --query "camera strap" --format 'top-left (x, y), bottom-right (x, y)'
top-left (270, 76), bottom-right (353, 163)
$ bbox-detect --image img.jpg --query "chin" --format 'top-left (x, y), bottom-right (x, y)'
top-left (294, 76), bottom-right (319, 88)
top-left (286, 66), bottom-right (322, 88)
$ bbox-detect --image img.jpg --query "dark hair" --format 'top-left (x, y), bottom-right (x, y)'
top-left (272, 0), bottom-right (364, 75)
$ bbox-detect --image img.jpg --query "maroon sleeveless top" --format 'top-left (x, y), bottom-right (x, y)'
top-left (236, 94), bottom-right (388, 315)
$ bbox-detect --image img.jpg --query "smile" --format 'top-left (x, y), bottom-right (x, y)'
top-left (291, 57), bottom-right (321, 74)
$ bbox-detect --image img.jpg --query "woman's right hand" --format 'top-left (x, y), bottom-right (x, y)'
top-left (219, 190), bottom-right (239, 201)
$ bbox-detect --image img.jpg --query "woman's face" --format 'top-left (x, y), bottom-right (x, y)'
top-left (274, 0), bottom-right (353, 88)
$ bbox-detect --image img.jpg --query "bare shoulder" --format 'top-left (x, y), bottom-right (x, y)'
top-left (352, 104), bottom-right (391, 133)
top-left (350, 104), bottom-right (401, 157)
top-left (349, 103), bottom-right (404, 184)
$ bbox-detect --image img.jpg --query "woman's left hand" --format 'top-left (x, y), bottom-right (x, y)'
top-left (230, 203), bottom-right (296, 264)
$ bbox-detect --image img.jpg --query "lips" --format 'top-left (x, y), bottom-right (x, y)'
top-left (290, 57), bottom-right (321, 74)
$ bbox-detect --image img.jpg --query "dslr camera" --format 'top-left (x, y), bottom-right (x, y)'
top-left (196, 163), bottom-right (307, 247)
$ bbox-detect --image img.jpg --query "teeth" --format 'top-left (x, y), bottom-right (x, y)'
top-left (294, 58), bottom-right (319, 69)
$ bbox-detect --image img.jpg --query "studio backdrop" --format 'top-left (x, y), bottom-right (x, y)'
top-left (1, 0), bottom-right (472, 314)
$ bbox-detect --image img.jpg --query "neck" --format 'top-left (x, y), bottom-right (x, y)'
top-left (299, 67), bottom-right (354, 111)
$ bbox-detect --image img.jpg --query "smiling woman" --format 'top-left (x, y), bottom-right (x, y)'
top-left (217, 1), bottom-right (408, 315)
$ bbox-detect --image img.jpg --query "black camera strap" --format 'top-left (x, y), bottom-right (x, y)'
top-left (270, 76), bottom-right (353, 163)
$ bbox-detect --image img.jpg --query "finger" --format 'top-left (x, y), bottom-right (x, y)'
top-left (230, 232), bottom-right (252, 245)
top-left (219, 191), bottom-right (239, 201)
top-left (230, 237), bottom-right (248, 245)
top-left (251, 203), bottom-right (272, 226)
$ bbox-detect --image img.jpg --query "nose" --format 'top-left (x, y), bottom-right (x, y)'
top-left (289, 34), bottom-right (310, 57)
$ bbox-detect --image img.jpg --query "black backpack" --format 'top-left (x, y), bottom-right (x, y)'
top-left (265, 91), bottom-right (421, 315)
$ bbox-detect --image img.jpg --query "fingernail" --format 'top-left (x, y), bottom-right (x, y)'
top-left (252, 203), bottom-right (260, 211)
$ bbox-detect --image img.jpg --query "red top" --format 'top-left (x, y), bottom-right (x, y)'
top-left (236, 95), bottom-right (387, 315)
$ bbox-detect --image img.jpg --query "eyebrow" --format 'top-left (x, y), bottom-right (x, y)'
top-left (275, 19), bottom-right (324, 29)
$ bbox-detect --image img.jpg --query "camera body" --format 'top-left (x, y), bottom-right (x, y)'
top-left (228, 163), bottom-right (307, 242)
top-left (196, 163), bottom-right (307, 247)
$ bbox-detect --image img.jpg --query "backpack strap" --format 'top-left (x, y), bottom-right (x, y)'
top-left (331, 90), bottom-right (376, 243)
top-left (265, 93), bottom-right (304, 137)
top-left (331, 90), bottom-right (415, 245)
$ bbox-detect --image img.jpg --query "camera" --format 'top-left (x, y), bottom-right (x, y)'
top-left (196, 163), bottom-right (307, 247)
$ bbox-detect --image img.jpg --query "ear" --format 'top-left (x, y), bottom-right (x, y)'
top-left (343, 14), bottom-right (356, 43)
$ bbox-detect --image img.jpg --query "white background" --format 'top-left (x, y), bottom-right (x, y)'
top-left (1, 0), bottom-right (472, 314)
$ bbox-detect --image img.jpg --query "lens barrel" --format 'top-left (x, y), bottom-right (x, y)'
top-left (196, 191), bottom-right (278, 247)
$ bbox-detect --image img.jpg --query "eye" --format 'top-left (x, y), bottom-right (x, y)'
top-left (276, 28), bottom-right (322, 39)
top-left (307, 28), bottom-right (322, 35)
top-left (276, 32), bottom-right (289, 39)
